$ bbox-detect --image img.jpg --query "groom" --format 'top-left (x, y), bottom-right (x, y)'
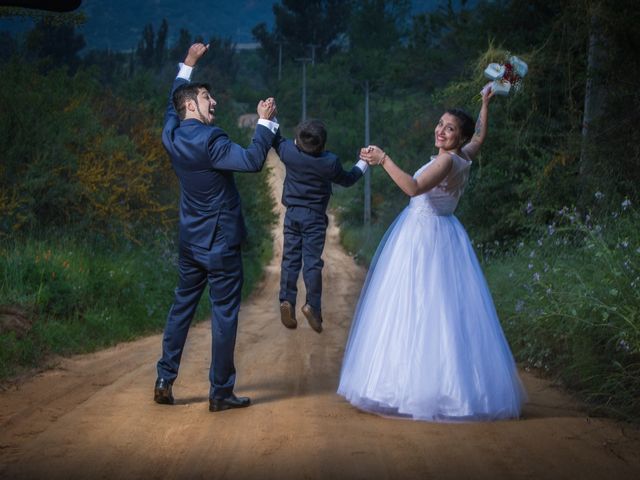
top-left (154, 43), bottom-right (278, 412)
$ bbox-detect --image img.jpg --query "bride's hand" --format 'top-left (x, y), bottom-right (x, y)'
top-left (360, 145), bottom-right (385, 165)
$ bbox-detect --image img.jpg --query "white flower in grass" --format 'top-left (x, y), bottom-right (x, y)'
top-left (528, 263), bottom-right (534, 269)
top-left (612, 211), bottom-right (619, 218)
top-left (620, 241), bottom-right (629, 249)
top-left (622, 199), bottom-right (632, 210)
top-left (529, 250), bottom-right (536, 258)
top-left (547, 224), bottom-right (556, 236)
top-left (525, 200), bottom-right (534, 215)
top-left (618, 339), bottom-right (630, 352)
top-left (518, 241), bottom-right (524, 249)
top-left (595, 191), bottom-right (604, 201)
top-left (546, 288), bottom-right (552, 295)
top-left (533, 272), bottom-right (541, 282)
top-left (537, 239), bottom-right (543, 246)
top-left (515, 300), bottom-right (525, 312)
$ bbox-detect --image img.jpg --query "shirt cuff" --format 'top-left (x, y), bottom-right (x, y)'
top-left (177, 62), bottom-right (193, 80)
top-left (257, 118), bottom-right (279, 134)
top-left (355, 159), bottom-right (368, 173)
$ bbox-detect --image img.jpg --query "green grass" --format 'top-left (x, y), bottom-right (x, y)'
top-left (0, 236), bottom-right (179, 376)
top-left (0, 217), bottom-right (275, 380)
top-left (483, 204), bottom-right (640, 422)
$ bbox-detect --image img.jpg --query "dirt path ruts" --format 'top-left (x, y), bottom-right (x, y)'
top-left (1, 152), bottom-right (639, 479)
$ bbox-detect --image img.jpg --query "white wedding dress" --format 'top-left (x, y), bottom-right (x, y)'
top-left (338, 152), bottom-right (526, 421)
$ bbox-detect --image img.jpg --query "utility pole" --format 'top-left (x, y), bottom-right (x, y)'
top-left (364, 80), bottom-right (371, 227)
top-left (295, 57), bottom-right (311, 121)
top-left (277, 40), bottom-right (283, 81)
top-left (309, 44), bottom-right (319, 66)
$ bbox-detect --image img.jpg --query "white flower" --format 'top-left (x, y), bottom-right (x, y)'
top-left (547, 224), bottom-right (556, 236)
top-left (528, 263), bottom-right (534, 269)
top-left (595, 191), bottom-right (604, 201)
top-left (537, 239), bottom-right (543, 246)
top-left (622, 199), bottom-right (632, 210)
top-left (515, 300), bottom-right (525, 312)
top-left (525, 200), bottom-right (534, 215)
top-left (533, 272), bottom-right (541, 282)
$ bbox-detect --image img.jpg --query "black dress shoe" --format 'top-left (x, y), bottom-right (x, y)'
top-left (154, 378), bottom-right (174, 405)
top-left (280, 300), bottom-right (297, 329)
top-left (209, 393), bottom-right (251, 412)
top-left (301, 304), bottom-right (323, 333)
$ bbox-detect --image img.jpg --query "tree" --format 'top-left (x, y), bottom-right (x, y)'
top-left (25, 20), bottom-right (85, 72)
top-left (253, 0), bottom-right (352, 65)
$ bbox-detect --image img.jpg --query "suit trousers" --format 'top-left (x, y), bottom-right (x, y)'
top-left (279, 206), bottom-right (328, 312)
top-left (157, 232), bottom-right (243, 400)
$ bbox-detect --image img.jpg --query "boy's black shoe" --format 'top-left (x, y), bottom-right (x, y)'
top-left (302, 304), bottom-right (323, 333)
top-left (280, 301), bottom-right (297, 329)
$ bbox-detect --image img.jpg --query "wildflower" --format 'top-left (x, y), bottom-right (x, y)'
top-left (537, 239), bottom-right (543, 246)
top-left (612, 211), bottom-right (619, 219)
top-left (620, 241), bottom-right (629, 249)
top-left (618, 339), bottom-right (630, 352)
top-left (528, 263), bottom-right (534, 269)
top-left (533, 272), bottom-right (541, 282)
top-left (621, 199), bottom-right (632, 210)
top-left (508, 271), bottom-right (514, 278)
top-left (594, 191), bottom-right (604, 201)
top-left (529, 250), bottom-right (536, 258)
top-left (547, 224), bottom-right (555, 236)
top-left (518, 241), bottom-right (524, 249)
top-left (515, 300), bottom-right (524, 312)
top-left (525, 200), bottom-right (534, 215)
top-left (546, 288), bottom-right (552, 295)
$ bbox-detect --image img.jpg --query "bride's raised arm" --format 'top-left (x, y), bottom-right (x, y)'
top-left (462, 87), bottom-right (494, 160)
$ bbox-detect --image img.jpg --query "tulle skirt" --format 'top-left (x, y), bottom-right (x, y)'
top-left (338, 206), bottom-right (526, 422)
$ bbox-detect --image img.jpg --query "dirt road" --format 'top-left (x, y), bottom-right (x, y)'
top-left (1, 153), bottom-right (639, 480)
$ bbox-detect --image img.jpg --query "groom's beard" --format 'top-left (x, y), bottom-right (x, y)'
top-left (195, 104), bottom-right (213, 125)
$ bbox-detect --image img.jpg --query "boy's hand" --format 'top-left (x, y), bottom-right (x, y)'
top-left (258, 97), bottom-right (277, 120)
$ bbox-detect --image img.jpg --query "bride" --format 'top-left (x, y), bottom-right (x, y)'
top-left (337, 87), bottom-right (526, 421)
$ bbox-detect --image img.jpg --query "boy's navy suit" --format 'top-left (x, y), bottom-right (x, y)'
top-left (274, 135), bottom-right (365, 313)
top-left (157, 75), bottom-right (276, 400)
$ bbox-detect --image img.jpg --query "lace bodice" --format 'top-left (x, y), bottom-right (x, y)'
top-left (408, 152), bottom-right (471, 216)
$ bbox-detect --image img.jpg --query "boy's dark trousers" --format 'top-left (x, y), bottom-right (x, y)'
top-left (279, 205), bottom-right (328, 312)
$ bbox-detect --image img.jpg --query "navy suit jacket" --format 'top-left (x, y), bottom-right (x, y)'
top-left (162, 77), bottom-right (276, 250)
top-left (274, 136), bottom-right (363, 214)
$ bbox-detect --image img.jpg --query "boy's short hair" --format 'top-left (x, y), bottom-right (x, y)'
top-left (295, 119), bottom-right (327, 156)
top-left (173, 82), bottom-right (211, 120)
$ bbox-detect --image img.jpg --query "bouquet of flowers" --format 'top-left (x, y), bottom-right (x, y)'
top-left (482, 54), bottom-right (528, 96)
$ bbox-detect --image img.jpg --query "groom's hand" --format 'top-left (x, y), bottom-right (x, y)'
top-left (185, 43), bottom-right (209, 67)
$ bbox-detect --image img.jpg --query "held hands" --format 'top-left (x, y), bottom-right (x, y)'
top-left (184, 43), bottom-right (209, 67)
top-left (257, 97), bottom-right (277, 120)
top-left (360, 145), bottom-right (387, 166)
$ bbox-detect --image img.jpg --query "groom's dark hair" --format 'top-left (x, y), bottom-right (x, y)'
top-left (295, 119), bottom-right (327, 156)
top-left (173, 82), bottom-right (212, 120)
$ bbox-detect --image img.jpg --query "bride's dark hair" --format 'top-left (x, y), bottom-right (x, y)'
top-left (446, 108), bottom-right (474, 144)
